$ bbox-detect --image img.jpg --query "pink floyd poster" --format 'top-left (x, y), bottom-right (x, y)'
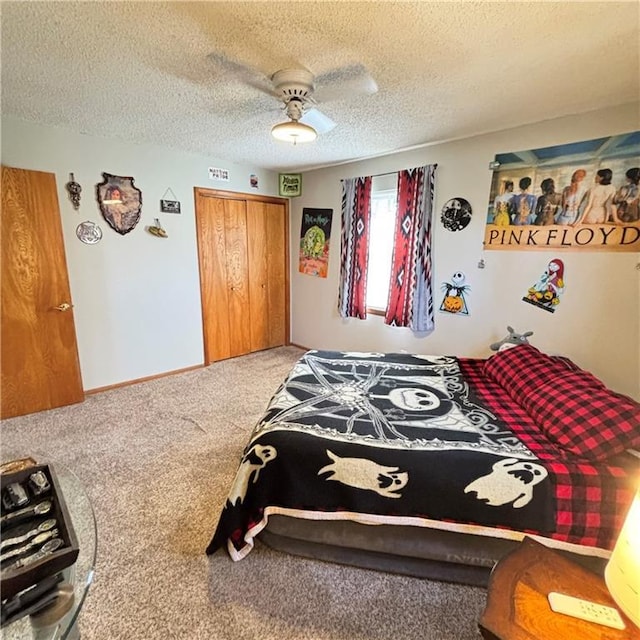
top-left (299, 208), bottom-right (332, 278)
top-left (484, 132), bottom-right (640, 251)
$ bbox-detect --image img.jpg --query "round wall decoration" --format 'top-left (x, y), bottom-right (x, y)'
top-left (441, 197), bottom-right (472, 231)
top-left (76, 220), bottom-right (103, 244)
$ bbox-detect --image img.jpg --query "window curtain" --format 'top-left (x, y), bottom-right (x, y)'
top-left (338, 176), bottom-right (372, 319)
top-left (384, 165), bottom-right (437, 332)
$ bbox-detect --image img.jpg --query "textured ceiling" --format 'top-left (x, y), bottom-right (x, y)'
top-left (1, 1), bottom-right (639, 172)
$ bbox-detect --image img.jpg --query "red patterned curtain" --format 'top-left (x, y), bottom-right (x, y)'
top-left (384, 165), bottom-right (437, 331)
top-left (338, 176), bottom-right (372, 319)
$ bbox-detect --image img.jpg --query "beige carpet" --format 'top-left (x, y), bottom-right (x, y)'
top-left (1, 347), bottom-right (487, 639)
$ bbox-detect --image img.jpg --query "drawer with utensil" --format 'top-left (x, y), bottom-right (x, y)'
top-left (0, 462), bottom-right (79, 625)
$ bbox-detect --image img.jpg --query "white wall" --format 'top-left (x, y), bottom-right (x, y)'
top-left (290, 103), bottom-right (640, 399)
top-left (1, 116), bottom-right (279, 390)
top-left (3, 106), bottom-right (639, 399)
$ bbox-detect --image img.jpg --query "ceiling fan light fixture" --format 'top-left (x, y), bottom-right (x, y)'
top-left (271, 120), bottom-right (317, 145)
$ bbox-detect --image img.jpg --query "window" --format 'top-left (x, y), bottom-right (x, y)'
top-left (366, 187), bottom-right (397, 312)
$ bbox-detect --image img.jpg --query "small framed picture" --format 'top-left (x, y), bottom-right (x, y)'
top-left (160, 199), bottom-right (181, 214)
top-left (279, 173), bottom-right (302, 197)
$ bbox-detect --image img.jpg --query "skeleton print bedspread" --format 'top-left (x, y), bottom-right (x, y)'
top-left (207, 350), bottom-right (555, 559)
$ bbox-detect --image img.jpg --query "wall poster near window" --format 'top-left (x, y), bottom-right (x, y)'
top-left (299, 208), bottom-right (333, 278)
top-left (484, 132), bottom-right (640, 251)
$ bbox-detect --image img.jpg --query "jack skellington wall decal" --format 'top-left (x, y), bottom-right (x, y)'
top-left (439, 271), bottom-right (471, 315)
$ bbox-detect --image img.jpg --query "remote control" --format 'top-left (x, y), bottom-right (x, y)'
top-left (548, 592), bottom-right (626, 630)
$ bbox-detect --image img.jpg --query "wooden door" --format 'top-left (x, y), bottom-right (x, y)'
top-left (247, 201), bottom-right (270, 352)
top-left (195, 192), bottom-right (251, 362)
top-left (264, 202), bottom-right (287, 348)
top-left (1, 166), bottom-right (84, 418)
top-left (224, 199), bottom-right (251, 357)
top-left (195, 188), bottom-right (289, 363)
top-left (196, 194), bottom-right (230, 361)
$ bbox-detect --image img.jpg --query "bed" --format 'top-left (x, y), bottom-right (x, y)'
top-left (206, 346), bottom-right (640, 585)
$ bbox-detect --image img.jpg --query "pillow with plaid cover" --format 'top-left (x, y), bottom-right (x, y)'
top-left (532, 374), bottom-right (640, 460)
top-left (517, 368), bottom-right (604, 425)
top-left (484, 345), bottom-right (640, 459)
top-left (482, 344), bottom-right (578, 412)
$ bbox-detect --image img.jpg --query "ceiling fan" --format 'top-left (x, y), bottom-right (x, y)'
top-left (270, 68), bottom-right (327, 144)
top-left (207, 53), bottom-right (379, 143)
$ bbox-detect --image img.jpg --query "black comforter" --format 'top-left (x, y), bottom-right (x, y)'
top-left (207, 351), bottom-right (555, 558)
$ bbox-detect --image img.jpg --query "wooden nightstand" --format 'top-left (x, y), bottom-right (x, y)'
top-left (479, 537), bottom-right (639, 640)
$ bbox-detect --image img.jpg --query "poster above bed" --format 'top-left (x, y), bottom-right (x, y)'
top-left (484, 131), bottom-right (640, 251)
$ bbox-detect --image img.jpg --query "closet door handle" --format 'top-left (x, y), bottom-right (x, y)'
top-left (53, 302), bottom-right (72, 312)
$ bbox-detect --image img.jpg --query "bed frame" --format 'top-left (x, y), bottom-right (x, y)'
top-left (259, 516), bottom-right (607, 586)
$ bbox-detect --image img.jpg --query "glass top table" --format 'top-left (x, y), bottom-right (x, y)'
top-left (1, 458), bottom-right (97, 640)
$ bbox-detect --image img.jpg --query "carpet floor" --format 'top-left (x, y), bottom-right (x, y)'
top-left (1, 347), bottom-right (487, 639)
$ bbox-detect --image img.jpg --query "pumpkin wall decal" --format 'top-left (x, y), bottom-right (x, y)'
top-left (443, 295), bottom-right (464, 313)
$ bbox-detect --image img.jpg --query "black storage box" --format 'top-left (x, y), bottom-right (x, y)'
top-left (0, 463), bottom-right (79, 604)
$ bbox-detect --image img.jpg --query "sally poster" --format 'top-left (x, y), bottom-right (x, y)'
top-left (484, 131), bottom-right (640, 251)
top-left (299, 208), bottom-right (333, 278)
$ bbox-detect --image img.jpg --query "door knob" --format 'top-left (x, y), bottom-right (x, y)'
top-left (53, 303), bottom-right (72, 312)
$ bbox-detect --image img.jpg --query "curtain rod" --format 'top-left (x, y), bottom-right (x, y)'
top-left (369, 163), bottom-right (438, 179)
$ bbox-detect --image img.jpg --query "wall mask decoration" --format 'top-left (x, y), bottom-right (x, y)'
top-left (523, 258), bottom-right (565, 313)
top-left (439, 271), bottom-right (470, 315)
top-left (441, 198), bottom-right (472, 231)
top-left (65, 173), bottom-right (82, 210)
top-left (96, 173), bottom-right (142, 235)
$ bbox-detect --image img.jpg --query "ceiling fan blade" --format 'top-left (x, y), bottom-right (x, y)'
top-left (300, 108), bottom-right (336, 134)
top-left (206, 52), bottom-right (275, 96)
top-left (313, 63), bottom-right (378, 103)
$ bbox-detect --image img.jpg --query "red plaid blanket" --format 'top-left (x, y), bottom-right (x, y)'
top-left (460, 358), bottom-right (639, 549)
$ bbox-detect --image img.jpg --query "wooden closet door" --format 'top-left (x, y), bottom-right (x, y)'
top-left (196, 194), bottom-right (230, 362)
top-left (224, 200), bottom-right (251, 357)
top-left (196, 188), bottom-right (289, 363)
top-left (247, 202), bottom-right (270, 352)
top-left (247, 201), bottom-right (287, 351)
top-left (196, 194), bottom-right (250, 362)
top-left (264, 202), bottom-right (287, 348)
